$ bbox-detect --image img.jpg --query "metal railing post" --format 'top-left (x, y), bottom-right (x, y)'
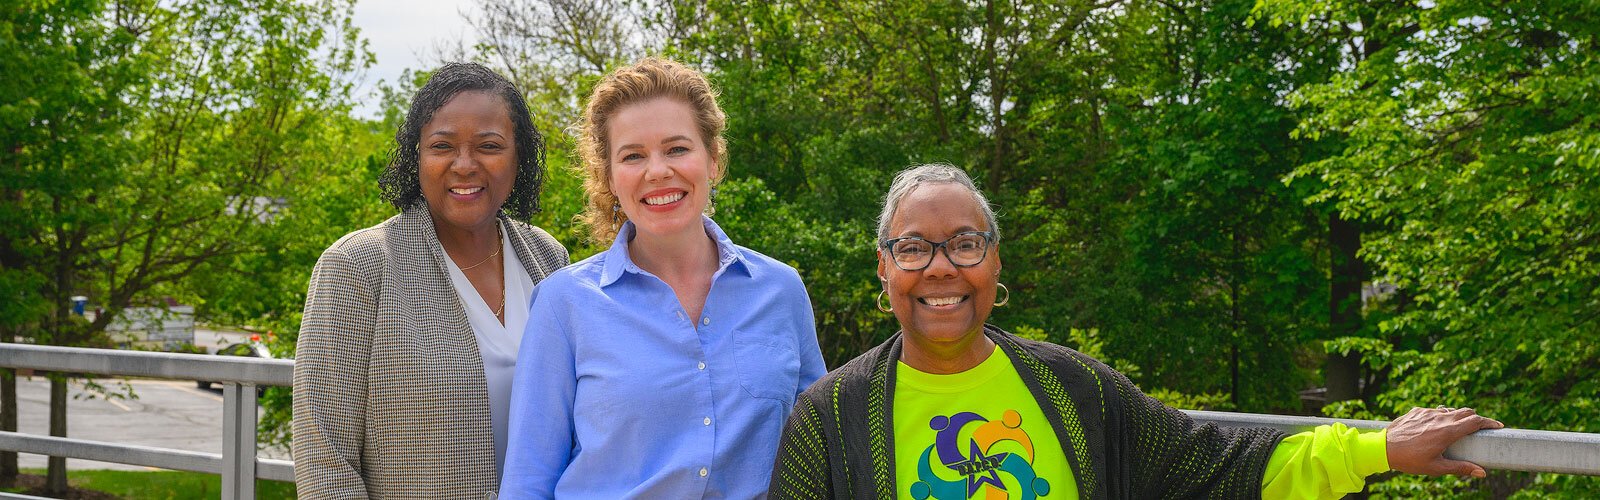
top-left (222, 382), bottom-right (258, 500)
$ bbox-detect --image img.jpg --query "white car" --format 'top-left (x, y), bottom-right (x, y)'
top-left (196, 341), bottom-right (272, 390)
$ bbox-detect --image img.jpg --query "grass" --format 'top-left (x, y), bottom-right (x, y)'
top-left (5, 469), bottom-right (296, 499)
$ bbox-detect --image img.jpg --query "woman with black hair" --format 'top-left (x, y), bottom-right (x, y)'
top-left (292, 62), bottom-right (568, 498)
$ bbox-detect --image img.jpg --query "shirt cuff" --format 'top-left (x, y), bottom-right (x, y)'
top-left (1354, 428), bottom-right (1391, 476)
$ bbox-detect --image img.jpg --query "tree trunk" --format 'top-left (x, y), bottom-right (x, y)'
top-left (46, 375), bottom-right (67, 495)
top-left (0, 192), bottom-right (20, 485)
top-left (44, 199), bottom-right (74, 495)
top-left (0, 326), bottom-right (14, 486)
top-left (1326, 212), bottom-right (1364, 402)
top-left (1231, 226), bottom-right (1243, 408)
top-left (1230, 343), bottom-right (1240, 407)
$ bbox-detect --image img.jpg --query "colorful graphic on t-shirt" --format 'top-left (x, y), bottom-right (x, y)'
top-left (910, 409), bottom-right (1052, 500)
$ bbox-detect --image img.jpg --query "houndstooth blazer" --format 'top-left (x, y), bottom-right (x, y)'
top-left (292, 203), bottom-right (568, 499)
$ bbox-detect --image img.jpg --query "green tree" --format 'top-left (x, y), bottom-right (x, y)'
top-left (1262, 0), bottom-right (1600, 494)
top-left (2, 0), bottom-right (155, 489)
top-left (2, 0), bottom-right (367, 492)
top-left (1075, 0), bottom-right (1342, 410)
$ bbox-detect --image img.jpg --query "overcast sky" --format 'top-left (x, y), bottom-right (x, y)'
top-left (349, 0), bottom-right (482, 118)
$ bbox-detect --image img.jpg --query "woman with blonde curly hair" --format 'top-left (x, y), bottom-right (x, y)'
top-left (499, 57), bottom-right (826, 498)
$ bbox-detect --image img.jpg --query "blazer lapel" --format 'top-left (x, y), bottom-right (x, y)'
top-left (401, 204), bottom-right (458, 288)
top-left (502, 215), bottom-right (552, 281)
top-left (392, 203), bottom-right (481, 346)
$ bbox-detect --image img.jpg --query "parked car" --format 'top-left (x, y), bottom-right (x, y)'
top-left (196, 339), bottom-right (273, 390)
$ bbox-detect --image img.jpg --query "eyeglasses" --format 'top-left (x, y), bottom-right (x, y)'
top-left (879, 231), bottom-right (995, 271)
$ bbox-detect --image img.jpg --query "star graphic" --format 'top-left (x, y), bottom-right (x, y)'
top-left (964, 440), bottom-right (1010, 497)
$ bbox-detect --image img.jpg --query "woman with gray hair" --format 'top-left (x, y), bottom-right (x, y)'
top-left (769, 163), bottom-right (1501, 499)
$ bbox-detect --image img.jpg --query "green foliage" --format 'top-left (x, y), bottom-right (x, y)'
top-left (1259, 0), bottom-right (1600, 492)
top-left (2, 0), bottom-right (377, 460)
top-left (1, 0), bottom-right (148, 340)
top-left (715, 177), bottom-right (894, 364)
top-left (2, 0), bottom-right (371, 339)
top-left (527, 154), bottom-right (604, 257)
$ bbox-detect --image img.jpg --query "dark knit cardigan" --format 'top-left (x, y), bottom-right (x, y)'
top-left (769, 325), bottom-right (1286, 499)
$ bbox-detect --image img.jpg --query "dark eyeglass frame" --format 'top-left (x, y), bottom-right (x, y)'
top-left (878, 230), bottom-right (996, 272)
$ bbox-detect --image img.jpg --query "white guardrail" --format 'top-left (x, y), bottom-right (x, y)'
top-left (0, 343), bottom-right (1596, 500)
top-left (0, 343), bottom-right (292, 500)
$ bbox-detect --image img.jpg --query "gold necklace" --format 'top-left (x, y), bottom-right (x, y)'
top-left (457, 225), bottom-right (503, 271)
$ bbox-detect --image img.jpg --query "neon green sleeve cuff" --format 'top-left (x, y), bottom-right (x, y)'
top-left (1261, 424), bottom-right (1391, 500)
top-left (1353, 428), bottom-right (1390, 477)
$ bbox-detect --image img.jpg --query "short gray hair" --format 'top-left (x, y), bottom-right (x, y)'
top-left (876, 163), bottom-right (1000, 243)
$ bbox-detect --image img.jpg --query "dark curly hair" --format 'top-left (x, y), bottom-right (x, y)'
top-left (378, 62), bottom-right (546, 218)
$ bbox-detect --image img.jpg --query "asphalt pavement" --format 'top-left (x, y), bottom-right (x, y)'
top-left (13, 375), bottom-right (288, 471)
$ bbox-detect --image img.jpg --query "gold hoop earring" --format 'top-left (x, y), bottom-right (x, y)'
top-left (877, 290), bottom-right (892, 313)
top-left (995, 283), bottom-right (1010, 307)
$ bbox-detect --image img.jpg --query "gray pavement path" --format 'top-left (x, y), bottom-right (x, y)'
top-left (13, 375), bottom-right (287, 471)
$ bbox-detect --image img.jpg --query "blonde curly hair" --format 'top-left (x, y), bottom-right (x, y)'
top-left (577, 57), bottom-right (729, 244)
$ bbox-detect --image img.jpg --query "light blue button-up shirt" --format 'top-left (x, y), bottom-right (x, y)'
top-left (500, 216), bottom-right (826, 499)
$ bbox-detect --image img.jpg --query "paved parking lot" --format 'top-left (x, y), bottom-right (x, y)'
top-left (13, 375), bottom-right (287, 471)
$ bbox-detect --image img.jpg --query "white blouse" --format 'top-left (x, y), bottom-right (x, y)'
top-left (441, 219), bottom-right (534, 476)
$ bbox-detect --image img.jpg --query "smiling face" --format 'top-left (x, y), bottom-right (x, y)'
top-left (418, 91), bottom-right (518, 233)
top-left (879, 182), bottom-right (1002, 351)
top-left (607, 96), bottom-right (716, 240)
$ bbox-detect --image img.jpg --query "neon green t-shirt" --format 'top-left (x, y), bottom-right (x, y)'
top-left (894, 345), bottom-right (1390, 500)
top-left (894, 347), bottom-right (1074, 500)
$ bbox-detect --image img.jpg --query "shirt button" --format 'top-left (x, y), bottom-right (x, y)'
top-left (703, 417), bottom-right (711, 425)
top-left (701, 317), bottom-right (710, 326)
top-left (697, 362), bottom-right (706, 370)
top-left (699, 467), bottom-right (708, 477)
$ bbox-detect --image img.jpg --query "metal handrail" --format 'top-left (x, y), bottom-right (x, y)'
top-left (0, 343), bottom-right (292, 385)
top-left (1186, 410), bottom-right (1600, 476)
top-left (0, 343), bottom-right (291, 500)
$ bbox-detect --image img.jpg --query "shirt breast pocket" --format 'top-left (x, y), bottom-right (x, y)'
top-left (731, 329), bottom-right (801, 402)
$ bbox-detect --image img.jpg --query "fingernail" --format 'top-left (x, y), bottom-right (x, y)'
top-left (1473, 469), bottom-right (1485, 478)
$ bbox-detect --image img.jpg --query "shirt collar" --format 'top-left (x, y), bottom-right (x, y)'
top-left (598, 215), bottom-right (751, 287)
